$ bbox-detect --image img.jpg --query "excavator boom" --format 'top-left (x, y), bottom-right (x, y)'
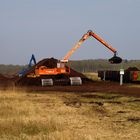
top-left (62, 30), bottom-right (122, 64)
top-left (61, 33), bottom-right (90, 62)
top-left (88, 31), bottom-right (117, 53)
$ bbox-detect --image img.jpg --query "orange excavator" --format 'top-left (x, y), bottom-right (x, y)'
top-left (34, 30), bottom-right (122, 76)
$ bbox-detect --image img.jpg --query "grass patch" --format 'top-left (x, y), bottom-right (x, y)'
top-left (0, 90), bottom-right (63, 139)
top-left (127, 84), bottom-right (140, 88)
top-left (0, 119), bottom-right (62, 137)
top-left (0, 90), bottom-right (140, 140)
top-left (83, 72), bottom-right (100, 81)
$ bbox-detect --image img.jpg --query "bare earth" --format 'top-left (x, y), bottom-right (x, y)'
top-left (22, 81), bottom-right (140, 98)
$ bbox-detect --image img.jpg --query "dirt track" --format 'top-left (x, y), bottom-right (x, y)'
top-left (1, 74), bottom-right (140, 98)
top-left (1, 73), bottom-right (140, 97)
top-left (16, 81), bottom-right (140, 98)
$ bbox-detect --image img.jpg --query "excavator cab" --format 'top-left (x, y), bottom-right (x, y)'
top-left (108, 53), bottom-right (122, 64)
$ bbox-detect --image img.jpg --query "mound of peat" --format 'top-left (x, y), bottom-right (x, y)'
top-left (16, 58), bottom-right (91, 86)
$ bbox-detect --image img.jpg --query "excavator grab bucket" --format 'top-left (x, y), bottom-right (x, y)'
top-left (108, 55), bottom-right (122, 64)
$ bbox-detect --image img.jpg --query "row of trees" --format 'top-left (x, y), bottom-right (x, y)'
top-left (0, 59), bottom-right (140, 76)
top-left (0, 64), bottom-right (25, 76)
top-left (69, 59), bottom-right (140, 72)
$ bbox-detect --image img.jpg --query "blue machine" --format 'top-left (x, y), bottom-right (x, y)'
top-left (19, 54), bottom-right (37, 77)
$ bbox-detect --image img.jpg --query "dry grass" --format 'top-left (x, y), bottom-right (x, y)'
top-left (127, 84), bottom-right (140, 88)
top-left (0, 89), bottom-right (139, 140)
top-left (83, 72), bottom-right (101, 81)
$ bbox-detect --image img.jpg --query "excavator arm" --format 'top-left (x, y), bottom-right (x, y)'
top-left (61, 32), bottom-right (90, 62)
top-left (61, 30), bottom-right (122, 64)
top-left (88, 30), bottom-right (117, 54)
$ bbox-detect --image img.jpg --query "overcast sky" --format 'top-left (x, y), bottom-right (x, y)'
top-left (0, 0), bottom-right (140, 64)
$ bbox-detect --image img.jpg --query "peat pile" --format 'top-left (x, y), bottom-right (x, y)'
top-left (0, 73), bottom-right (14, 86)
top-left (0, 73), bottom-right (7, 81)
top-left (16, 58), bottom-right (91, 86)
top-left (125, 67), bottom-right (139, 71)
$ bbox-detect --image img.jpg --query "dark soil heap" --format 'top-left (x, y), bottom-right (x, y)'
top-left (0, 74), bottom-right (7, 81)
top-left (125, 67), bottom-right (139, 71)
top-left (16, 58), bottom-right (91, 86)
top-left (0, 74), bottom-right (14, 86)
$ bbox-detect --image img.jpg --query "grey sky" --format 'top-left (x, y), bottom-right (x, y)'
top-left (0, 0), bottom-right (140, 64)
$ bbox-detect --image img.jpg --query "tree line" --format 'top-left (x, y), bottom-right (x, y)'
top-left (69, 59), bottom-right (140, 72)
top-left (0, 59), bottom-right (140, 76)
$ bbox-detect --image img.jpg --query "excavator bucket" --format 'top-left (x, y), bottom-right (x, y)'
top-left (108, 55), bottom-right (122, 64)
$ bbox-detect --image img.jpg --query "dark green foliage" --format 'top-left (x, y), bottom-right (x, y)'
top-left (1, 59), bottom-right (140, 76)
top-left (0, 64), bottom-right (26, 76)
top-left (69, 59), bottom-right (140, 73)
